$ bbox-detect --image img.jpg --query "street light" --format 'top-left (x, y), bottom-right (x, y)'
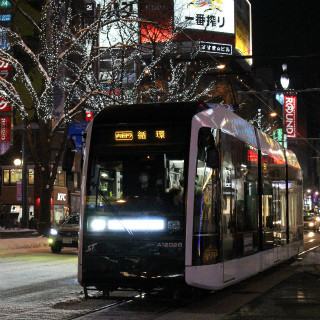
top-left (280, 63), bottom-right (289, 148)
top-left (14, 158), bottom-right (22, 166)
top-left (280, 64), bottom-right (290, 90)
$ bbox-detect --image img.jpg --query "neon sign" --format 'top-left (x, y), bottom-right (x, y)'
top-left (284, 95), bottom-right (297, 139)
top-left (115, 131), bottom-right (134, 141)
top-left (115, 129), bottom-right (166, 142)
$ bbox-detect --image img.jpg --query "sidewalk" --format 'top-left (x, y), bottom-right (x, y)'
top-left (0, 227), bottom-right (48, 251)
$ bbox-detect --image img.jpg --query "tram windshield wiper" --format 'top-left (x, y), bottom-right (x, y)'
top-left (97, 190), bottom-right (135, 236)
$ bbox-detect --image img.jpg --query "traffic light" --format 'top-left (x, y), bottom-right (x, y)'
top-left (86, 110), bottom-right (93, 122)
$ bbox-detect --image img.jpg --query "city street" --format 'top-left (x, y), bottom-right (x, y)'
top-left (0, 232), bottom-right (320, 319)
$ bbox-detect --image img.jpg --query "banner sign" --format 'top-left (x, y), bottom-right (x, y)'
top-left (0, 97), bottom-right (11, 111)
top-left (0, 116), bottom-right (10, 141)
top-left (174, 0), bottom-right (235, 34)
top-left (67, 121), bottom-right (89, 151)
top-left (199, 41), bottom-right (232, 55)
top-left (284, 95), bottom-right (297, 139)
top-left (0, 60), bottom-right (10, 79)
top-left (0, 0), bottom-right (11, 8)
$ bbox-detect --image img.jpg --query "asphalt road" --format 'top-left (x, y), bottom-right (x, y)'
top-left (0, 232), bottom-right (320, 319)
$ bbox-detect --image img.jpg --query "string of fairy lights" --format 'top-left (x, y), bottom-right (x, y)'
top-left (0, 1), bottom-right (319, 157)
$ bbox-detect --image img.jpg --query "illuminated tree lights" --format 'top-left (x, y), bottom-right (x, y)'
top-left (0, 0), bottom-right (230, 234)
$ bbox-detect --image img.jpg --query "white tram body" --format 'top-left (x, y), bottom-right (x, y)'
top-left (185, 106), bottom-right (303, 290)
top-left (78, 102), bottom-right (303, 294)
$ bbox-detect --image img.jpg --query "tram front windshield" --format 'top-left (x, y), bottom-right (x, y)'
top-left (85, 150), bottom-right (185, 236)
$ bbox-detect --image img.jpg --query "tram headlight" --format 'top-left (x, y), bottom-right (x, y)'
top-left (108, 218), bottom-right (165, 231)
top-left (88, 216), bottom-right (108, 232)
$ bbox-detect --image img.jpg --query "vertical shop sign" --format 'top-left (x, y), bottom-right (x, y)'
top-left (0, 96), bottom-right (10, 111)
top-left (16, 181), bottom-right (22, 201)
top-left (0, 116), bottom-right (10, 141)
top-left (0, 60), bottom-right (10, 78)
top-left (284, 95), bottom-right (297, 138)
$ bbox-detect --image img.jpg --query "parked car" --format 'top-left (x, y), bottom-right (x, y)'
top-left (303, 215), bottom-right (320, 232)
top-left (49, 212), bottom-right (79, 253)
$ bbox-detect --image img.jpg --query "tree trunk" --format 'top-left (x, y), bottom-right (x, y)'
top-left (37, 186), bottom-right (52, 236)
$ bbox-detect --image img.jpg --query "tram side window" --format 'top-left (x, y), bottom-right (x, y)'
top-left (233, 142), bottom-right (259, 256)
top-left (192, 128), bottom-right (219, 265)
top-left (261, 152), bottom-right (286, 249)
top-left (288, 165), bottom-right (303, 242)
top-left (221, 133), bottom-right (259, 260)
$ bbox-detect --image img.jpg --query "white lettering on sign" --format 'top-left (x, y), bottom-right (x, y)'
top-left (1, 117), bottom-right (7, 141)
top-left (0, 61), bottom-right (9, 69)
top-left (0, 99), bottom-right (9, 110)
top-left (57, 193), bottom-right (66, 201)
top-left (284, 95), bottom-right (297, 138)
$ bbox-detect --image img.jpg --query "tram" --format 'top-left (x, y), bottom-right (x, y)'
top-left (78, 102), bottom-right (303, 296)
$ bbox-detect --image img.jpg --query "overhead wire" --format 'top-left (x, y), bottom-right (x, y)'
top-left (177, 27), bottom-right (320, 156)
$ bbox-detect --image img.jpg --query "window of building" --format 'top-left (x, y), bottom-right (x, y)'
top-left (28, 169), bottom-right (34, 184)
top-left (54, 170), bottom-right (65, 187)
top-left (3, 168), bottom-right (34, 185)
top-left (10, 168), bottom-right (22, 184)
top-left (3, 169), bottom-right (9, 184)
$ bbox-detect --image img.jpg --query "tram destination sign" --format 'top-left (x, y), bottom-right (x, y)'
top-left (199, 41), bottom-right (232, 55)
top-left (93, 125), bottom-right (187, 146)
top-left (115, 129), bottom-right (166, 142)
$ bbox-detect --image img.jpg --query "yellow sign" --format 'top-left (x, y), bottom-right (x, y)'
top-left (115, 131), bottom-right (133, 141)
top-left (137, 131), bottom-right (147, 140)
top-left (155, 130), bottom-right (165, 139)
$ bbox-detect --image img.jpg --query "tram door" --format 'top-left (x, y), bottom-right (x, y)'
top-left (272, 183), bottom-right (282, 262)
top-left (221, 151), bottom-right (237, 283)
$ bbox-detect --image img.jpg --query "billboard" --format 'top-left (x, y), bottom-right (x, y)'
top-left (0, 116), bottom-right (10, 141)
top-left (235, 0), bottom-right (251, 63)
top-left (174, 0), bottom-right (235, 34)
top-left (140, 0), bottom-right (174, 43)
top-left (284, 95), bottom-right (297, 139)
top-left (96, 0), bottom-right (138, 47)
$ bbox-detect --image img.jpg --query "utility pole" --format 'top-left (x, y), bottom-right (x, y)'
top-left (22, 129), bottom-right (28, 228)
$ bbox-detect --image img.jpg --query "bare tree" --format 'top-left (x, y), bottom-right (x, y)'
top-left (0, 0), bottom-right (233, 234)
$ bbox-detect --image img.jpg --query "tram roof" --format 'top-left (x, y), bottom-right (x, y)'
top-left (92, 102), bottom-right (300, 169)
top-left (93, 102), bottom-right (210, 125)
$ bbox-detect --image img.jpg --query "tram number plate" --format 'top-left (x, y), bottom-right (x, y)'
top-left (63, 238), bottom-right (72, 244)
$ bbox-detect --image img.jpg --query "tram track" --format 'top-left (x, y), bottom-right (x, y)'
top-left (69, 289), bottom-right (188, 320)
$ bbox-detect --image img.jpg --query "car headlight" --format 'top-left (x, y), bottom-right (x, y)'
top-left (316, 217), bottom-right (320, 222)
top-left (309, 222), bottom-right (315, 227)
top-left (50, 228), bottom-right (58, 235)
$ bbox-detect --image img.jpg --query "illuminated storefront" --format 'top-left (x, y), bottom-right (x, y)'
top-left (51, 186), bottom-right (69, 226)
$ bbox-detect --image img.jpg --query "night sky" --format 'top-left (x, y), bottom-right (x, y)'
top-left (250, 0), bottom-right (320, 90)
